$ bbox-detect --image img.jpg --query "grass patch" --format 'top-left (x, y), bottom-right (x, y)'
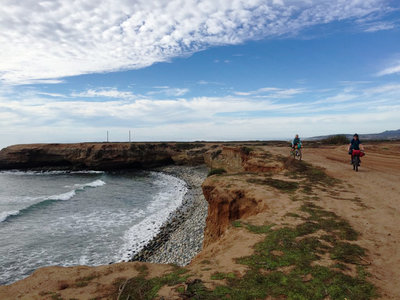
top-left (300, 202), bottom-right (358, 240)
top-left (247, 177), bottom-right (299, 192)
top-left (232, 220), bottom-right (243, 228)
top-left (285, 212), bottom-right (301, 218)
top-left (282, 158), bottom-right (337, 186)
top-left (114, 266), bottom-right (189, 300)
top-left (207, 168), bottom-right (227, 177)
top-left (211, 272), bottom-right (236, 280)
top-left (74, 274), bottom-right (99, 288)
top-left (245, 223), bottom-right (274, 234)
top-left (175, 205), bottom-right (374, 299)
top-left (331, 242), bottom-right (365, 263)
top-left (200, 260), bottom-right (211, 265)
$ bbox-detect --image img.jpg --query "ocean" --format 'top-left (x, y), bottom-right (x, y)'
top-left (0, 169), bottom-right (187, 285)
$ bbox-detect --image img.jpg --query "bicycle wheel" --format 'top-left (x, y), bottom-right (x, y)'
top-left (354, 156), bottom-right (359, 172)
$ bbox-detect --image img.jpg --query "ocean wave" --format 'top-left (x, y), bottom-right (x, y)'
top-left (0, 170), bottom-right (104, 176)
top-left (0, 210), bottom-right (19, 223)
top-left (73, 179), bottom-right (106, 189)
top-left (0, 179), bottom-right (106, 224)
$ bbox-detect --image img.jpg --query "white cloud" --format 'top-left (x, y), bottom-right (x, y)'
top-left (363, 21), bottom-right (396, 32)
top-left (71, 88), bottom-right (136, 99)
top-left (1, 80), bottom-right (399, 149)
top-left (0, 0), bottom-right (391, 84)
top-left (377, 63), bottom-right (400, 76)
top-left (148, 87), bottom-right (189, 97)
top-left (234, 87), bottom-right (304, 98)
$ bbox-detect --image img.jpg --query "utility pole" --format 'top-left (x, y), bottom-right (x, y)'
top-left (129, 130), bottom-right (131, 142)
top-left (107, 131), bottom-right (109, 142)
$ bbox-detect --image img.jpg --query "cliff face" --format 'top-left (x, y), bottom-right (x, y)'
top-left (0, 142), bottom-right (207, 170)
top-left (201, 146), bottom-right (281, 246)
top-left (202, 180), bottom-right (266, 247)
top-left (204, 146), bottom-right (282, 173)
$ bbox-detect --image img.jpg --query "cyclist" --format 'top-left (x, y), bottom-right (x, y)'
top-left (348, 133), bottom-right (364, 164)
top-left (292, 134), bottom-right (302, 156)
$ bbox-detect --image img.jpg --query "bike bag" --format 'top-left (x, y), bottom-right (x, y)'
top-left (351, 150), bottom-right (365, 157)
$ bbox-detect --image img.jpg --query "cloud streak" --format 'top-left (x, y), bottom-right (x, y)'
top-left (377, 62), bottom-right (400, 76)
top-left (0, 0), bottom-right (392, 84)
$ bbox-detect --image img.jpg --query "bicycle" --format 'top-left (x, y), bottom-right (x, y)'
top-left (290, 147), bottom-right (302, 160)
top-left (351, 150), bottom-right (364, 172)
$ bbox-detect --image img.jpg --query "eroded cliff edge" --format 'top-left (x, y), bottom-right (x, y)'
top-left (0, 142), bottom-right (207, 170)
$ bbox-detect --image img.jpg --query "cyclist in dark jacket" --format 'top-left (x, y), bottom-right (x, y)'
top-left (348, 133), bottom-right (364, 163)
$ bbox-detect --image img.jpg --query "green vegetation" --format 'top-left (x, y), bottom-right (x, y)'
top-left (200, 259), bottom-right (211, 264)
top-left (232, 220), bottom-right (273, 233)
top-left (174, 143), bottom-right (206, 150)
top-left (210, 272), bottom-right (236, 280)
top-left (321, 135), bottom-right (349, 145)
top-left (245, 223), bottom-right (274, 234)
top-left (174, 203), bottom-right (375, 300)
top-left (74, 274), bottom-right (99, 288)
top-left (282, 157), bottom-right (338, 186)
top-left (207, 168), bottom-right (227, 177)
top-left (114, 265), bottom-right (190, 300)
top-left (240, 146), bottom-right (253, 155)
top-left (247, 177), bottom-right (299, 192)
top-left (232, 220), bottom-right (243, 228)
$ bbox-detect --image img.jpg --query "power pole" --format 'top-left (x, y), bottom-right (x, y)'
top-left (129, 130), bottom-right (131, 142)
top-left (107, 131), bottom-right (109, 142)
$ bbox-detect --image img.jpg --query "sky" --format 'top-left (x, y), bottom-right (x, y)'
top-left (1, 0), bottom-right (400, 149)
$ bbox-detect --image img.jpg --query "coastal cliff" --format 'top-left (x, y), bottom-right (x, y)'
top-left (1, 142), bottom-right (399, 299)
top-left (0, 142), bottom-right (207, 170)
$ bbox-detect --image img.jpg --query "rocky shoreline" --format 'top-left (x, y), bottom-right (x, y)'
top-left (130, 165), bottom-right (209, 266)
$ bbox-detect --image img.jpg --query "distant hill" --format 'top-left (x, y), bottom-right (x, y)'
top-left (308, 129), bottom-right (400, 141)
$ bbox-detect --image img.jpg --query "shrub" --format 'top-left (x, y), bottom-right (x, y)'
top-left (240, 146), bottom-right (253, 155)
top-left (322, 135), bottom-right (349, 145)
top-left (207, 168), bottom-right (227, 177)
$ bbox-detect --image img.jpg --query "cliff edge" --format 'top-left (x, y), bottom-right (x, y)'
top-left (0, 142), bottom-right (207, 170)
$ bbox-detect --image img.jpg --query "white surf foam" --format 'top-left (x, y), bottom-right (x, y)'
top-left (73, 179), bottom-right (106, 189)
top-left (0, 210), bottom-right (20, 223)
top-left (0, 180), bottom-right (106, 223)
top-left (118, 172), bottom-right (188, 261)
top-left (0, 170), bottom-right (104, 176)
top-left (46, 190), bottom-right (76, 201)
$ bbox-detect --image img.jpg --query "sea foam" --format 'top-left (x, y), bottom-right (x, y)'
top-left (0, 179), bottom-right (106, 223)
top-left (118, 172), bottom-right (188, 261)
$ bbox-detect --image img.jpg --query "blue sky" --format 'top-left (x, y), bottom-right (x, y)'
top-left (1, 0), bottom-right (400, 148)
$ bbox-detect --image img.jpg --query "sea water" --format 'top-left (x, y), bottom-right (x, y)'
top-left (0, 169), bottom-right (187, 285)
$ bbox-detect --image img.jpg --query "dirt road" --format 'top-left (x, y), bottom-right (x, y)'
top-left (301, 143), bottom-right (400, 299)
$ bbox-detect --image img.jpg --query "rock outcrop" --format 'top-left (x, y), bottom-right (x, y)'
top-left (204, 146), bottom-right (282, 173)
top-left (0, 142), bottom-right (208, 170)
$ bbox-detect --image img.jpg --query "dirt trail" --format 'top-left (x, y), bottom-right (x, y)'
top-left (298, 143), bottom-right (400, 299)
